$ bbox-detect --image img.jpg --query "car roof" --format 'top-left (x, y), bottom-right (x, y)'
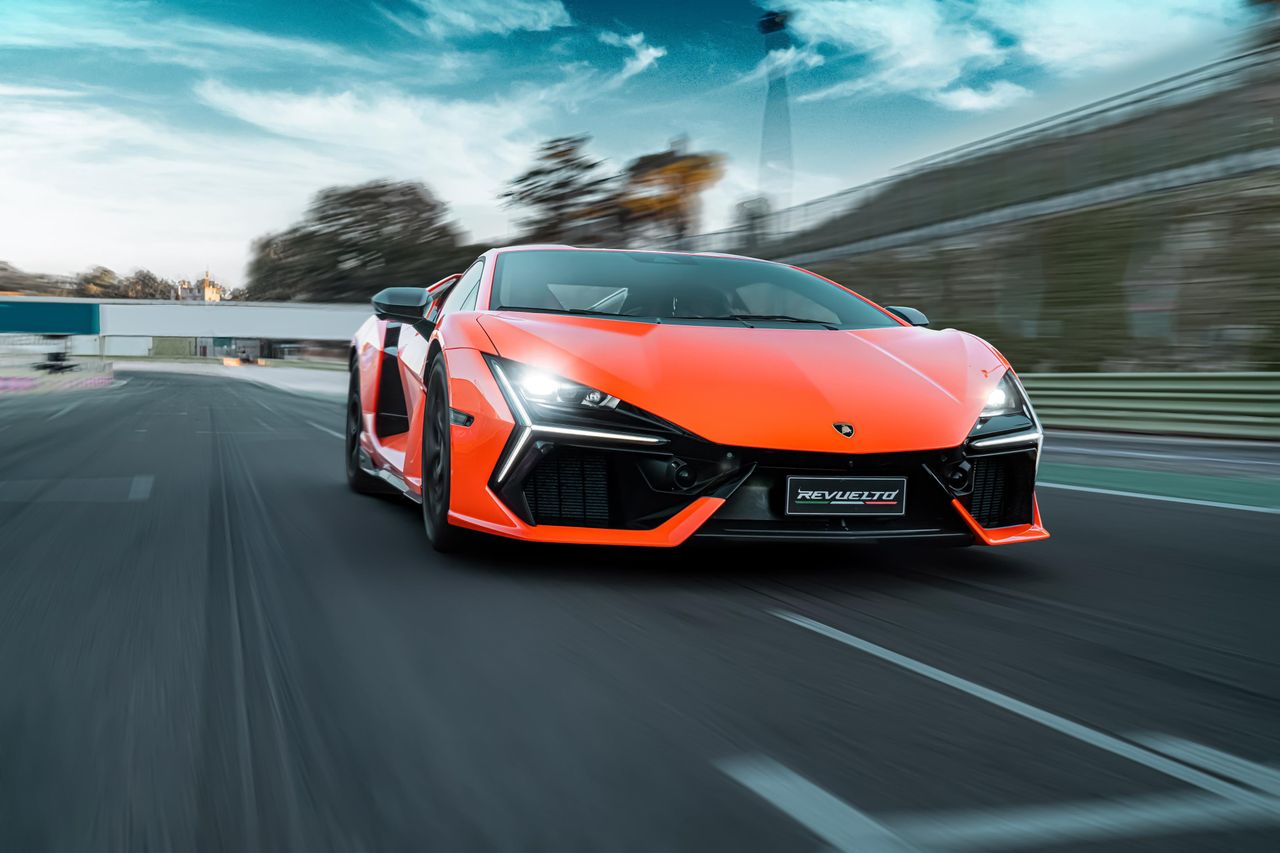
top-left (487, 244), bottom-right (768, 264)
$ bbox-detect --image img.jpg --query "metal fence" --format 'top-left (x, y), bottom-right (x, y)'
top-left (1022, 372), bottom-right (1280, 440)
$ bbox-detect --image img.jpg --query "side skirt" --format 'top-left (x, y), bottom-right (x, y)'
top-left (358, 448), bottom-right (423, 504)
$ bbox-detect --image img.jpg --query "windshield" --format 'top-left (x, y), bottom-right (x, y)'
top-left (490, 250), bottom-right (901, 329)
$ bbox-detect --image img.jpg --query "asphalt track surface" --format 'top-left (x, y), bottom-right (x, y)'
top-left (0, 371), bottom-right (1277, 852)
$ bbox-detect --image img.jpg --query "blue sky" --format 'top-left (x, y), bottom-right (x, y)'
top-left (0, 0), bottom-right (1260, 285)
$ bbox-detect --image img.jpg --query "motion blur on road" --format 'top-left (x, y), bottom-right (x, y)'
top-left (3, 1), bottom-right (1280, 851)
top-left (1, 371), bottom-right (1276, 853)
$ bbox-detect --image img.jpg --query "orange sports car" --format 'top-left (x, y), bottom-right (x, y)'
top-left (346, 246), bottom-right (1048, 551)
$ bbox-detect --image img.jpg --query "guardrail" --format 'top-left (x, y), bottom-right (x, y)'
top-left (1021, 373), bottom-right (1280, 440)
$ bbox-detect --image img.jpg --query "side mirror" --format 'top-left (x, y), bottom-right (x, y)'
top-left (886, 305), bottom-right (929, 327)
top-left (372, 287), bottom-right (430, 323)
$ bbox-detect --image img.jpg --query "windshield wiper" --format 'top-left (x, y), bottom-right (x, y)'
top-left (498, 306), bottom-right (661, 322)
top-left (675, 313), bottom-right (838, 330)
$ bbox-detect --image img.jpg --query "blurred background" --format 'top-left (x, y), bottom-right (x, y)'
top-left (1, 2), bottom-right (1279, 851)
top-left (3, 2), bottom-right (1279, 378)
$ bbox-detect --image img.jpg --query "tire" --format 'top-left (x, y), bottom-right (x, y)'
top-left (346, 362), bottom-right (392, 495)
top-left (421, 354), bottom-right (468, 552)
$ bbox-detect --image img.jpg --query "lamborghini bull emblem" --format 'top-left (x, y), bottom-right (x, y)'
top-left (833, 422), bottom-right (855, 438)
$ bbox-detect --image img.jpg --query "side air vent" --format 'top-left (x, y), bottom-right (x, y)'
top-left (375, 349), bottom-right (409, 437)
top-left (522, 448), bottom-right (611, 527)
top-left (968, 451), bottom-right (1035, 528)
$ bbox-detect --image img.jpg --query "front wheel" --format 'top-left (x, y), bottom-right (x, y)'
top-left (421, 355), bottom-right (468, 552)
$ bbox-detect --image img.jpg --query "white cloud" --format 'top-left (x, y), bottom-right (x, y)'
top-left (0, 83), bottom-right (85, 98)
top-left (193, 80), bottom-right (543, 209)
top-left (387, 0), bottom-right (571, 39)
top-left (976, 0), bottom-right (1246, 75)
top-left (787, 0), bottom-right (1006, 103)
top-left (777, 0), bottom-right (1246, 110)
top-left (0, 4), bottom-right (667, 283)
top-left (0, 1), bottom-right (373, 70)
top-left (0, 78), bottom-right (552, 283)
top-left (0, 97), bottom-right (351, 283)
top-left (741, 46), bottom-right (825, 84)
top-left (597, 32), bottom-right (667, 88)
top-left (930, 80), bottom-right (1030, 111)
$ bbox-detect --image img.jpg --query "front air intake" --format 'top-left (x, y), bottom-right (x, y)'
top-left (522, 448), bottom-right (612, 527)
top-left (968, 450), bottom-right (1036, 528)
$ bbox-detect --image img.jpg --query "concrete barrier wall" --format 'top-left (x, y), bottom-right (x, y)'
top-left (1, 296), bottom-right (368, 341)
top-left (98, 301), bottom-right (368, 339)
top-left (103, 336), bottom-right (153, 356)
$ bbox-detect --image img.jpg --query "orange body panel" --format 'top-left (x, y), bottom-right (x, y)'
top-left (476, 313), bottom-right (1006, 453)
top-left (952, 497), bottom-right (1050, 545)
top-left (350, 246), bottom-right (1049, 548)
top-left (439, 347), bottom-right (523, 529)
top-left (402, 394), bottom-right (426, 495)
top-left (450, 495), bottom-right (725, 547)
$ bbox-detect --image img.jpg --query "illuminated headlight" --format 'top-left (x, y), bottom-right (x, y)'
top-left (486, 356), bottom-right (667, 484)
top-left (980, 374), bottom-right (1024, 418)
top-left (512, 366), bottom-right (620, 411)
top-left (969, 370), bottom-right (1041, 449)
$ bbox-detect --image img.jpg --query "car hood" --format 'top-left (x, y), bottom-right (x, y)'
top-left (478, 312), bottom-right (1008, 453)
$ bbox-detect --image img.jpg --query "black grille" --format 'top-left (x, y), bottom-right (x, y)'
top-left (701, 454), bottom-right (968, 541)
top-left (968, 452), bottom-right (1035, 528)
top-left (523, 449), bottom-right (611, 527)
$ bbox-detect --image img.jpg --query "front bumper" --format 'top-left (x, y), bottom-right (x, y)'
top-left (445, 350), bottom-right (1047, 547)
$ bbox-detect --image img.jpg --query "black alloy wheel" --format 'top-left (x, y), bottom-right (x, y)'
top-left (346, 362), bottom-right (391, 494)
top-left (422, 355), bottom-right (466, 552)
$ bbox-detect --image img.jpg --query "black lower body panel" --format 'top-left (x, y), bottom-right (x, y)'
top-left (696, 456), bottom-right (972, 544)
top-left (495, 427), bottom-right (1039, 544)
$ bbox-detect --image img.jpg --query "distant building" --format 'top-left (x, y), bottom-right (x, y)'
top-left (201, 273), bottom-right (222, 303)
top-left (178, 271), bottom-right (223, 302)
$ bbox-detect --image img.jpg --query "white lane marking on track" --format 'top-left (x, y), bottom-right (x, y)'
top-left (1047, 446), bottom-right (1280, 467)
top-left (255, 397), bottom-right (276, 415)
top-left (49, 399), bottom-right (86, 420)
top-left (1137, 735), bottom-right (1280, 796)
top-left (718, 757), bottom-right (1280, 852)
top-left (308, 421), bottom-right (344, 440)
top-left (1038, 482), bottom-right (1280, 514)
top-left (771, 611), bottom-right (1272, 806)
top-left (894, 791), bottom-right (1280, 851)
top-left (128, 475), bottom-right (154, 501)
top-left (720, 615), bottom-right (1280, 850)
top-left (717, 755), bottom-right (917, 852)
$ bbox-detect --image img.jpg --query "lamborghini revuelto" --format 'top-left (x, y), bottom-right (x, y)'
top-left (347, 246), bottom-right (1049, 551)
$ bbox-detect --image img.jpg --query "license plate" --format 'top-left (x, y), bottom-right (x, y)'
top-left (785, 476), bottom-right (907, 516)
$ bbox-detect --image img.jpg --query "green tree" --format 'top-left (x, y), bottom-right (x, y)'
top-left (502, 135), bottom-right (727, 247)
top-left (246, 180), bottom-right (477, 302)
top-left (122, 269), bottom-right (176, 300)
top-left (74, 266), bottom-right (125, 298)
top-left (501, 136), bottom-right (611, 242)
